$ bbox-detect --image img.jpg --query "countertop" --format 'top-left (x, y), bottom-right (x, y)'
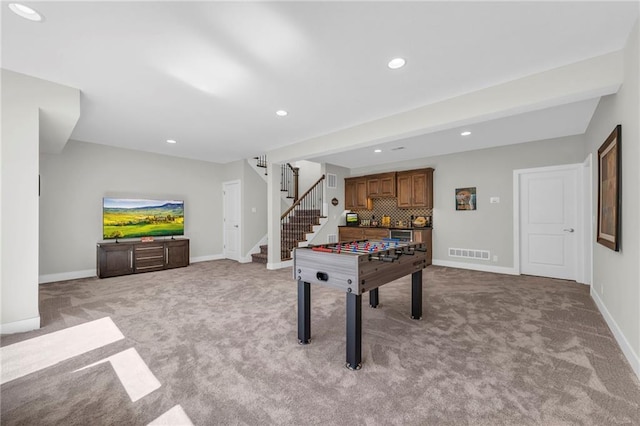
top-left (339, 226), bottom-right (432, 230)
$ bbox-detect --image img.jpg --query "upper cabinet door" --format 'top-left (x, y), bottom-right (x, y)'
top-left (411, 172), bottom-right (428, 207)
top-left (396, 173), bottom-right (412, 207)
top-left (345, 177), bottom-right (371, 210)
top-left (396, 168), bottom-right (433, 208)
top-left (367, 177), bottom-right (381, 197)
top-left (367, 172), bottom-right (395, 197)
top-left (355, 179), bottom-right (369, 209)
top-left (344, 178), bottom-right (357, 210)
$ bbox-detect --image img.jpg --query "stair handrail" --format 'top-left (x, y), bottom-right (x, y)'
top-left (281, 174), bottom-right (325, 220)
top-left (280, 163), bottom-right (300, 201)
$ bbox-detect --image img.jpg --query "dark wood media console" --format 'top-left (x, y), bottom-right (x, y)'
top-left (97, 238), bottom-right (189, 278)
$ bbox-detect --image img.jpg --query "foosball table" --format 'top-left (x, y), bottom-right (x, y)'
top-left (293, 239), bottom-right (427, 370)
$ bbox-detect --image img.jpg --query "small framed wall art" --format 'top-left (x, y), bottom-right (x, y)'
top-left (597, 125), bottom-right (621, 251)
top-left (455, 187), bottom-right (476, 211)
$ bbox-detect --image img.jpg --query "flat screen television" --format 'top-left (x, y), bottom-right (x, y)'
top-left (103, 198), bottom-right (184, 240)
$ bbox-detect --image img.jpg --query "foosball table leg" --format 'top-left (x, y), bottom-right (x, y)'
top-left (345, 292), bottom-right (362, 370)
top-left (369, 288), bottom-right (379, 308)
top-left (411, 270), bottom-right (423, 320)
top-left (298, 280), bottom-right (311, 344)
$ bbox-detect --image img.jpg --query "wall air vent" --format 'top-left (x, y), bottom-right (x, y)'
top-left (327, 234), bottom-right (338, 244)
top-left (327, 173), bottom-right (337, 189)
top-left (449, 248), bottom-right (490, 260)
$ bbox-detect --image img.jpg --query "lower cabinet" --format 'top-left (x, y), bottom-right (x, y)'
top-left (412, 228), bottom-right (433, 265)
top-left (165, 239), bottom-right (190, 268)
top-left (337, 227), bottom-right (432, 265)
top-left (97, 238), bottom-right (189, 278)
top-left (338, 227), bottom-right (390, 241)
top-left (97, 243), bottom-right (134, 278)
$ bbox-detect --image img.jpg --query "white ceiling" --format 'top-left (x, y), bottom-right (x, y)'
top-left (2, 1), bottom-right (638, 168)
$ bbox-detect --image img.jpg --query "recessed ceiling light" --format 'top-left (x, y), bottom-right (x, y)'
top-left (374, 149), bottom-right (382, 153)
top-left (276, 110), bottom-right (288, 117)
top-left (460, 131), bottom-right (472, 136)
top-left (8, 3), bottom-right (42, 21)
top-left (388, 58), bottom-right (406, 69)
top-left (166, 139), bottom-right (177, 144)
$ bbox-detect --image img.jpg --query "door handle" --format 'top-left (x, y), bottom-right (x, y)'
top-left (563, 228), bottom-right (574, 233)
top-left (234, 225), bottom-right (239, 228)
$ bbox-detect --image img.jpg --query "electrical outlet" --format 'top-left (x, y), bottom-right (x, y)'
top-left (493, 255), bottom-right (498, 262)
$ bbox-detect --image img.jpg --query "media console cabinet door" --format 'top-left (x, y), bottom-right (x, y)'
top-left (165, 240), bottom-right (189, 268)
top-left (97, 243), bottom-right (134, 278)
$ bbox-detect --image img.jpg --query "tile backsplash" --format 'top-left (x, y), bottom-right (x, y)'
top-left (352, 198), bottom-right (433, 227)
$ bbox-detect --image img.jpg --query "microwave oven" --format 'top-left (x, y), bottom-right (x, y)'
top-left (345, 212), bottom-right (359, 227)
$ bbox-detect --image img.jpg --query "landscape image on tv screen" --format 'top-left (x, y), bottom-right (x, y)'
top-left (103, 198), bottom-right (184, 239)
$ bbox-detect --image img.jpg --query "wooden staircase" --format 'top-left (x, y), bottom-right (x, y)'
top-left (251, 244), bottom-right (268, 264)
top-left (251, 208), bottom-right (325, 263)
top-left (250, 170), bottom-right (326, 264)
top-left (280, 209), bottom-right (323, 260)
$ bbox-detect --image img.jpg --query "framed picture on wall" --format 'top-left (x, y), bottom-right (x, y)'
top-left (597, 125), bottom-right (621, 251)
top-left (455, 187), bottom-right (476, 211)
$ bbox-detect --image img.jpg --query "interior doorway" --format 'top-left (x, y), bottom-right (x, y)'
top-left (223, 180), bottom-right (241, 261)
top-left (514, 162), bottom-right (590, 283)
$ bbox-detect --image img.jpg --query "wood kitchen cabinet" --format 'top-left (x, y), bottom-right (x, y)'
top-left (367, 172), bottom-right (396, 198)
top-left (397, 168), bottom-right (433, 208)
top-left (412, 228), bottom-right (433, 265)
top-left (344, 177), bottom-right (371, 210)
top-left (338, 227), bottom-right (390, 242)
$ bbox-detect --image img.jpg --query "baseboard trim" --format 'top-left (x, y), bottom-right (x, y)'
top-left (267, 260), bottom-right (293, 270)
top-left (590, 287), bottom-right (640, 380)
top-left (1, 316), bottom-right (40, 334)
top-left (39, 269), bottom-right (95, 284)
top-left (432, 259), bottom-right (518, 275)
top-left (38, 255), bottom-right (225, 284)
top-left (191, 254), bottom-right (224, 263)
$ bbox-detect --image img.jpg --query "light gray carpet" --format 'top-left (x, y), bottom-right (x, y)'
top-left (2, 261), bottom-right (639, 425)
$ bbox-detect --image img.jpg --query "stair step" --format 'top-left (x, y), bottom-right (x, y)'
top-left (251, 253), bottom-right (268, 264)
top-left (260, 244), bottom-right (268, 254)
top-left (294, 210), bottom-right (321, 216)
top-left (282, 225), bottom-right (312, 232)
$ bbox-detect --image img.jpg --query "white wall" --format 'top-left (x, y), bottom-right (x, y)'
top-left (293, 160), bottom-right (322, 195)
top-left (307, 163), bottom-right (350, 245)
top-left (585, 19), bottom-right (640, 376)
top-left (1, 69), bottom-right (80, 332)
top-left (39, 140), bottom-right (224, 281)
top-left (351, 135), bottom-right (587, 271)
top-left (221, 160), bottom-right (268, 259)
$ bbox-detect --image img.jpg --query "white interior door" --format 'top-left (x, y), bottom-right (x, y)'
top-left (223, 180), bottom-right (241, 261)
top-left (519, 167), bottom-right (578, 280)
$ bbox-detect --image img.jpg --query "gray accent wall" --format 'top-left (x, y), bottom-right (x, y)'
top-left (585, 20), bottom-right (639, 370)
top-left (351, 135), bottom-right (587, 270)
top-left (39, 140), bottom-right (224, 278)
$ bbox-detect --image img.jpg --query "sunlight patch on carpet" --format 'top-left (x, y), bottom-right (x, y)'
top-left (75, 347), bottom-right (161, 402)
top-left (148, 405), bottom-right (194, 426)
top-left (1, 317), bottom-right (124, 384)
